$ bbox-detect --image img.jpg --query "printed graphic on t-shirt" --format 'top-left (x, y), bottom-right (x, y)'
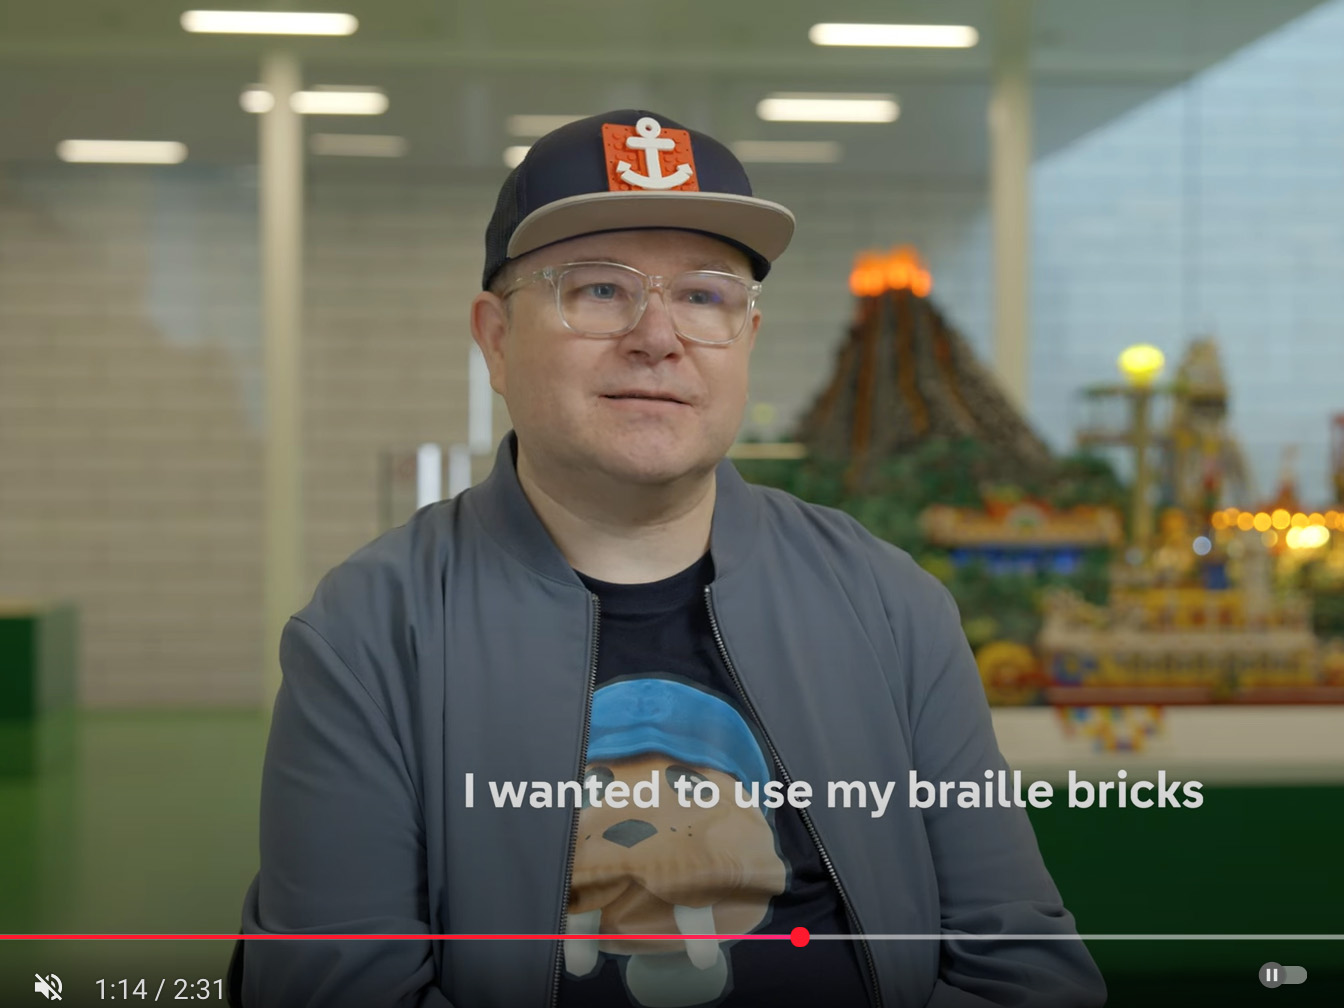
top-left (563, 677), bottom-right (786, 1007)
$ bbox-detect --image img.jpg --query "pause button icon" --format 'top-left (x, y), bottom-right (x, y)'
top-left (1259, 962), bottom-right (1308, 988)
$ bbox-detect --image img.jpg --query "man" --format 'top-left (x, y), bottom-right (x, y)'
top-left (237, 110), bottom-right (1105, 1008)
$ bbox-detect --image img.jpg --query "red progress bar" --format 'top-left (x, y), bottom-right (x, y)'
top-left (2, 930), bottom-right (812, 944)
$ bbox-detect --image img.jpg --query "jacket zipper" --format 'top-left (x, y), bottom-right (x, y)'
top-left (549, 593), bottom-right (601, 1008)
top-left (704, 585), bottom-right (884, 1008)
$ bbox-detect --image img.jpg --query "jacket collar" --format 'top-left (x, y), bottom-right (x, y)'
top-left (468, 431), bottom-right (762, 584)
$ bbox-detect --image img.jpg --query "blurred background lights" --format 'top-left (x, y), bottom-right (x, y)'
top-left (1117, 344), bottom-right (1166, 386)
top-left (180, 10), bottom-right (358, 35)
top-left (756, 93), bottom-right (899, 123)
top-left (808, 23), bottom-right (979, 48)
top-left (1217, 508), bottom-right (1338, 530)
top-left (241, 87), bottom-right (388, 115)
top-left (1192, 536), bottom-right (1212, 556)
top-left (57, 140), bottom-right (188, 164)
top-left (290, 89), bottom-right (387, 115)
top-left (1285, 525), bottom-right (1331, 550)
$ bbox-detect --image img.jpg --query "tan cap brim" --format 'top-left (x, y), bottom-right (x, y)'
top-left (506, 190), bottom-right (795, 265)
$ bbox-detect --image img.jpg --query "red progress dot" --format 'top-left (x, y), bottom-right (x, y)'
top-left (789, 927), bottom-right (810, 947)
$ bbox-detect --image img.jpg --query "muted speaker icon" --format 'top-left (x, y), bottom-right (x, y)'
top-left (1259, 962), bottom-right (1308, 988)
top-left (33, 973), bottom-right (63, 1000)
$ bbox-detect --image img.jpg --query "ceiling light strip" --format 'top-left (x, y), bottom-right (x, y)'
top-left (240, 88), bottom-right (388, 115)
top-left (756, 93), bottom-right (898, 123)
top-left (57, 140), bottom-right (188, 164)
top-left (809, 23), bottom-right (978, 48)
top-left (181, 10), bottom-right (358, 35)
top-left (290, 89), bottom-right (387, 115)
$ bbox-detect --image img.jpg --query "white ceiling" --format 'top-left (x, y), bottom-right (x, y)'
top-left (0, 0), bottom-right (1330, 173)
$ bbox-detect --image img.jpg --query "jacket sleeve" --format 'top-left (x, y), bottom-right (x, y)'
top-left (903, 574), bottom-right (1107, 1008)
top-left (240, 616), bottom-right (454, 1008)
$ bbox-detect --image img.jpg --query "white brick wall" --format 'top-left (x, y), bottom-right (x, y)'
top-left (0, 161), bottom-right (984, 706)
top-left (0, 169), bottom-right (265, 705)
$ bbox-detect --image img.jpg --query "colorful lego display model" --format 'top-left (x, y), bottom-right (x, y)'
top-left (1054, 705), bottom-right (1165, 754)
top-left (921, 499), bottom-right (1122, 578)
top-left (1075, 338), bottom-right (1253, 557)
top-left (740, 249), bottom-right (1125, 706)
top-left (1038, 584), bottom-right (1330, 705)
top-left (796, 247), bottom-right (1054, 494)
top-left (1045, 350), bottom-right (1344, 710)
top-left (1166, 340), bottom-right (1255, 521)
top-left (735, 248), bottom-right (1344, 722)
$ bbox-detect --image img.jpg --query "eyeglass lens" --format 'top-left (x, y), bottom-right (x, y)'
top-left (555, 263), bottom-right (752, 343)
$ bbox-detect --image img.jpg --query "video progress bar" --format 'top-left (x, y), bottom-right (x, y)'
top-left (807, 935), bottom-right (1344, 942)
top-left (4, 933), bottom-right (1343, 942)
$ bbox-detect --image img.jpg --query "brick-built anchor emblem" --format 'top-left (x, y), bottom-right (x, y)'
top-left (603, 116), bottom-right (697, 191)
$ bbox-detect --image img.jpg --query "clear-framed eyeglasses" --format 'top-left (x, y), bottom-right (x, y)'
top-left (500, 261), bottom-right (761, 345)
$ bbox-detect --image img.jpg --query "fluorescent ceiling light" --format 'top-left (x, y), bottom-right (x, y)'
top-left (730, 140), bottom-right (842, 164)
top-left (506, 114), bottom-right (584, 137)
top-left (241, 87), bottom-right (388, 115)
top-left (310, 133), bottom-right (407, 157)
top-left (503, 145), bottom-right (530, 168)
top-left (809, 23), bottom-right (978, 48)
top-left (291, 88), bottom-right (387, 115)
top-left (181, 10), bottom-right (357, 35)
top-left (757, 93), bottom-right (899, 123)
top-left (57, 140), bottom-right (187, 164)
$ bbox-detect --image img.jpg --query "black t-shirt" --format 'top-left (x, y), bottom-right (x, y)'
top-left (555, 552), bottom-right (871, 1008)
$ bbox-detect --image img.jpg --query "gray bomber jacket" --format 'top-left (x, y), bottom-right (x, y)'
top-left (238, 433), bottom-right (1106, 1008)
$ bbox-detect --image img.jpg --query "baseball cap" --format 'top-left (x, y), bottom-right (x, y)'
top-left (482, 109), bottom-right (795, 290)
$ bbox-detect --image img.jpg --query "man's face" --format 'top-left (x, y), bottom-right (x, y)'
top-left (472, 229), bottom-right (761, 489)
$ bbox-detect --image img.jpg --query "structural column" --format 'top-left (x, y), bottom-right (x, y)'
top-left (261, 50), bottom-right (304, 704)
top-left (990, 0), bottom-right (1033, 412)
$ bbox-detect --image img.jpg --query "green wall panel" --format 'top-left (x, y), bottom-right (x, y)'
top-left (1031, 784), bottom-right (1344, 1004)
